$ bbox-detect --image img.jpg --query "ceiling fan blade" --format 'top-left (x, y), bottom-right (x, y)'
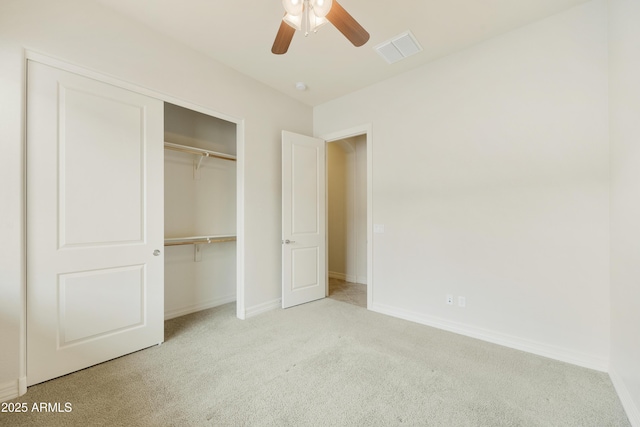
top-left (326, 1), bottom-right (370, 47)
top-left (272, 20), bottom-right (296, 54)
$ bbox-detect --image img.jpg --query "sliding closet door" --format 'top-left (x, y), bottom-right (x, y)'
top-left (27, 61), bottom-right (164, 386)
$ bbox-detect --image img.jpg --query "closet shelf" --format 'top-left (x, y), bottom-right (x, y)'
top-left (164, 234), bottom-right (237, 247)
top-left (164, 142), bottom-right (237, 162)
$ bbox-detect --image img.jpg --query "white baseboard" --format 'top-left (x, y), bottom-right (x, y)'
top-left (329, 271), bottom-right (366, 284)
top-left (164, 295), bottom-right (236, 320)
top-left (329, 271), bottom-right (349, 281)
top-left (610, 369), bottom-right (640, 426)
top-left (245, 298), bottom-right (281, 318)
top-left (0, 378), bottom-right (20, 402)
top-left (19, 377), bottom-right (26, 396)
top-left (371, 302), bottom-right (609, 372)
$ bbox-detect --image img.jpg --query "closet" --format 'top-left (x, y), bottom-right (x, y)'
top-left (26, 60), bottom-right (240, 386)
top-left (163, 103), bottom-right (237, 319)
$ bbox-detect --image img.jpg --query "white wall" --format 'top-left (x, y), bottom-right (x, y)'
top-left (608, 0), bottom-right (640, 423)
top-left (0, 0), bottom-right (312, 399)
top-left (315, 0), bottom-right (610, 369)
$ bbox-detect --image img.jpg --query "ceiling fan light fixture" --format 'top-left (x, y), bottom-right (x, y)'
top-left (311, 0), bottom-right (333, 17)
top-left (282, 0), bottom-right (330, 36)
top-left (310, 14), bottom-right (329, 32)
top-left (282, 0), bottom-right (303, 16)
top-left (283, 11), bottom-right (327, 33)
top-left (283, 13), bottom-right (302, 30)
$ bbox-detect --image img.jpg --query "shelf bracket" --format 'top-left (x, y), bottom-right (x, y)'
top-left (193, 153), bottom-right (209, 180)
top-left (196, 153), bottom-right (209, 170)
top-left (193, 237), bottom-right (213, 261)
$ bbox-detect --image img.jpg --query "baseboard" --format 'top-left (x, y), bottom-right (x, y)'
top-left (19, 377), bottom-right (26, 396)
top-left (0, 378), bottom-right (21, 402)
top-left (371, 302), bottom-right (609, 372)
top-left (610, 369), bottom-right (640, 426)
top-left (329, 271), bottom-right (361, 283)
top-left (328, 271), bottom-right (342, 279)
top-left (356, 276), bottom-right (367, 285)
top-left (245, 298), bottom-right (281, 318)
top-left (329, 271), bottom-right (348, 281)
top-left (164, 295), bottom-right (236, 320)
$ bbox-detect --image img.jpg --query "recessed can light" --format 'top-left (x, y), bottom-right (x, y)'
top-left (295, 82), bottom-right (307, 91)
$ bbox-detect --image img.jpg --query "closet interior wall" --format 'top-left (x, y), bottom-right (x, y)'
top-left (164, 103), bottom-right (237, 320)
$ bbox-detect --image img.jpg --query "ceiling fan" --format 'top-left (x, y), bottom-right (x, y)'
top-left (272, 0), bottom-right (370, 54)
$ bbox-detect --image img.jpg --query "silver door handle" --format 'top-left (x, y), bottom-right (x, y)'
top-left (283, 239), bottom-right (296, 244)
top-left (153, 249), bottom-right (161, 256)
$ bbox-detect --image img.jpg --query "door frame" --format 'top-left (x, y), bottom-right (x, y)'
top-left (22, 50), bottom-right (248, 385)
top-left (318, 124), bottom-right (373, 309)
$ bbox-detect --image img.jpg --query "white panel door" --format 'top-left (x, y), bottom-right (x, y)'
top-left (282, 131), bottom-right (326, 308)
top-left (27, 61), bottom-right (164, 386)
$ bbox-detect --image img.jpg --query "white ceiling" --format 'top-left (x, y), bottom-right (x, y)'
top-left (93, 0), bottom-right (590, 106)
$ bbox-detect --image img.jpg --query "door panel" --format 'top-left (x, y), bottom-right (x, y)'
top-left (282, 131), bottom-right (326, 308)
top-left (291, 143), bottom-right (319, 234)
top-left (59, 265), bottom-right (145, 345)
top-left (60, 86), bottom-right (146, 247)
top-left (27, 61), bottom-right (164, 386)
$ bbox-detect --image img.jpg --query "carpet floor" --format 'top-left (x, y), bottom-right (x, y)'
top-left (328, 278), bottom-right (367, 308)
top-left (0, 298), bottom-right (630, 426)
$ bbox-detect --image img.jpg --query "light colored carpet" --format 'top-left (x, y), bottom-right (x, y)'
top-left (328, 278), bottom-right (367, 308)
top-left (0, 299), bottom-right (630, 426)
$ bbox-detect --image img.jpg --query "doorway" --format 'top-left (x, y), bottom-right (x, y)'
top-left (280, 126), bottom-right (372, 310)
top-left (326, 134), bottom-right (368, 308)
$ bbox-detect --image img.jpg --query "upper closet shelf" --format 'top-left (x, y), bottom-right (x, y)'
top-left (164, 142), bottom-right (237, 162)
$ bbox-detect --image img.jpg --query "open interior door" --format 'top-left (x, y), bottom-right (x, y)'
top-left (27, 61), bottom-right (164, 385)
top-left (281, 131), bottom-right (327, 308)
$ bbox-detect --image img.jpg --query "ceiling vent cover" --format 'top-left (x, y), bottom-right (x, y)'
top-left (374, 30), bottom-right (422, 64)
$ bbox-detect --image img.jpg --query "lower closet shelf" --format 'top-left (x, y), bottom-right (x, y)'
top-left (164, 235), bottom-right (236, 246)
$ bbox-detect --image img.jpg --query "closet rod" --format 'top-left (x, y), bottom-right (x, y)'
top-left (164, 236), bottom-right (237, 247)
top-left (164, 142), bottom-right (237, 161)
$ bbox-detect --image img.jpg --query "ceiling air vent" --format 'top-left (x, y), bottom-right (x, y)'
top-left (374, 30), bottom-right (422, 64)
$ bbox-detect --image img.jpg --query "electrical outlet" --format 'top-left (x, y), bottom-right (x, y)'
top-left (458, 296), bottom-right (466, 308)
top-left (446, 294), bottom-right (454, 305)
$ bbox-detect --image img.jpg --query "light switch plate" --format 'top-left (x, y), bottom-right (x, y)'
top-left (374, 224), bottom-right (385, 233)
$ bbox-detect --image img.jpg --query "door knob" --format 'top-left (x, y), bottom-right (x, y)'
top-left (283, 239), bottom-right (296, 244)
top-left (153, 249), bottom-right (161, 256)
